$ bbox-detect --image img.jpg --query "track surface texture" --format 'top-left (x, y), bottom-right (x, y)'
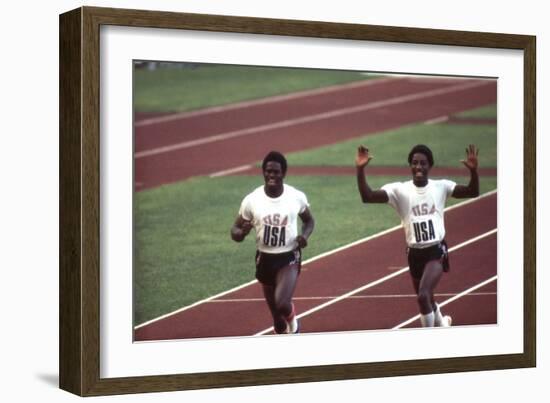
top-left (135, 193), bottom-right (497, 340)
top-left (134, 76), bottom-right (497, 340)
top-left (134, 77), bottom-right (496, 190)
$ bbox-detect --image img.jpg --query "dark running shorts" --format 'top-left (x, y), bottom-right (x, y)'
top-left (407, 240), bottom-right (450, 280)
top-left (255, 249), bottom-right (301, 286)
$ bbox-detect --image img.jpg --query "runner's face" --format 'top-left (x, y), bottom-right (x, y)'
top-left (263, 161), bottom-right (284, 190)
top-left (410, 153), bottom-right (431, 186)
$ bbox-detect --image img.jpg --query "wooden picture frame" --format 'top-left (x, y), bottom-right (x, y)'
top-left (59, 6), bottom-right (536, 396)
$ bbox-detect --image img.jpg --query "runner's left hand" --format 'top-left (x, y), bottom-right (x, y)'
top-left (460, 144), bottom-right (479, 171)
top-left (296, 235), bottom-right (308, 249)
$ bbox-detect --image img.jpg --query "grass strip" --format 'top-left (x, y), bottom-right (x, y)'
top-left (134, 63), bottom-right (372, 113)
top-left (286, 122), bottom-right (496, 168)
top-left (134, 174), bottom-right (496, 325)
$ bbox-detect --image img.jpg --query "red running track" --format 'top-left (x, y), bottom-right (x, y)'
top-left (135, 192), bottom-right (497, 341)
top-left (134, 77), bottom-right (496, 190)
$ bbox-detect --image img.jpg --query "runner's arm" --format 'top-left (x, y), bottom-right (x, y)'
top-left (230, 215), bottom-right (253, 242)
top-left (296, 207), bottom-right (315, 248)
top-left (356, 145), bottom-right (389, 203)
top-left (452, 144), bottom-right (480, 198)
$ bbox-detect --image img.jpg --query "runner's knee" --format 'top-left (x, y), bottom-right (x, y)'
top-left (417, 290), bottom-right (432, 310)
top-left (275, 300), bottom-right (292, 317)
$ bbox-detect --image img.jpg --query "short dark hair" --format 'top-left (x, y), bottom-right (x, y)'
top-left (408, 144), bottom-right (434, 167)
top-left (262, 151), bottom-right (287, 175)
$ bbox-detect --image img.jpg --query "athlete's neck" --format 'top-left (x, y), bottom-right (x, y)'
top-left (413, 179), bottom-right (428, 187)
top-left (264, 185), bottom-right (284, 198)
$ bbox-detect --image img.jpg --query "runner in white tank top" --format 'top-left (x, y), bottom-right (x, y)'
top-left (231, 151), bottom-right (315, 334)
top-left (356, 144), bottom-right (479, 328)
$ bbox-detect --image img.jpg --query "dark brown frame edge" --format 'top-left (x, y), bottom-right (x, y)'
top-left (59, 6), bottom-right (536, 396)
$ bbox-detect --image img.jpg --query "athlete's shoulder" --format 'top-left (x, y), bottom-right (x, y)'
top-left (283, 184), bottom-right (308, 203)
top-left (428, 179), bottom-right (456, 198)
top-left (430, 178), bottom-right (456, 189)
top-left (383, 180), bottom-right (409, 191)
top-left (283, 183), bottom-right (297, 191)
top-left (252, 185), bottom-right (265, 194)
top-left (283, 183), bottom-right (305, 195)
top-left (242, 185), bottom-right (264, 201)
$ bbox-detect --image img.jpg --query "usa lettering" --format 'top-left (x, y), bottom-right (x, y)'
top-left (262, 214), bottom-right (288, 246)
top-left (262, 213), bottom-right (288, 226)
top-left (263, 225), bottom-right (287, 246)
top-left (413, 219), bottom-right (436, 242)
top-left (411, 203), bottom-right (435, 217)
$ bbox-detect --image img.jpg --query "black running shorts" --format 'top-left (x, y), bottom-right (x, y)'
top-left (255, 249), bottom-right (301, 286)
top-left (407, 240), bottom-right (450, 280)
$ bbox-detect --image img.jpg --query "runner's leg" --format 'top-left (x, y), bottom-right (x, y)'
top-left (410, 276), bottom-right (420, 295)
top-left (274, 264), bottom-right (300, 332)
top-left (418, 260), bottom-right (444, 326)
top-left (274, 264), bottom-right (300, 318)
top-left (418, 260), bottom-right (443, 313)
top-left (261, 284), bottom-right (288, 334)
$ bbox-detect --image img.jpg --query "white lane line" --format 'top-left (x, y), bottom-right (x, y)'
top-left (302, 189), bottom-right (496, 267)
top-left (134, 77), bottom-right (400, 127)
top-left (135, 80), bottom-right (491, 159)
top-left (254, 228), bottom-right (497, 335)
top-left (209, 292), bottom-right (496, 303)
top-left (134, 190), bottom-right (496, 330)
top-left (134, 278), bottom-right (260, 330)
top-left (209, 164), bottom-right (253, 178)
top-left (392, 275), bottom-right (498, 329)
top-left (424, 116), bottom-right (449, 125)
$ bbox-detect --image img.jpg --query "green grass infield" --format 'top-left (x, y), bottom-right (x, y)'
top-left (456, 104), bottom-right (497, 119)
top-left (133, 63), bottom-right (373, 113)
top-left (286, 120), bottom-right (497, 168)
top-left (134, 103), bottom-right (497, 326)
top-left (134, 174), bottom-right (497, 326)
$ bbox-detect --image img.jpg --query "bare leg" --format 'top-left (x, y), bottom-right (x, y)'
top-left (274, 264), bottom-right (299, 317)
top-left (262, 264), bottom-right (299, 334)
top-left (410, 276), bottom-right (420, 295)
top-left (261, 284), bottom-right (287, 334)
top-left (417, 260), bottom-right (443, 315)
top-left (412, 275), bottom-right (440, 312)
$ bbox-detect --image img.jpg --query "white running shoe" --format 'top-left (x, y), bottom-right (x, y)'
top-left (443, 315), bottom-right (452, 327)
top-left (286, 316), bottom-right (300, 334)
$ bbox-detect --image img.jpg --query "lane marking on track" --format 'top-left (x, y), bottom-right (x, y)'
top-left (424, 116), bottom-right (449, 125)
top-left (391, 275), bottom-right (498, 329)
top-left (134, 190), bottom-right (496, 330)
top-left (134, 278), bottom-right (260, 330)
top-left (135, 80), bottom-right (491, 159)
top-left (209, 292), bottom-right (496, 303)
top-left (299, 189), bottom-right (496, 267)
top-left (134, 77), bottom-right (400, 127)
top-left (254, 228), bottom-right (497, 335)
top-left (209, 164), bottom-right (253, 178)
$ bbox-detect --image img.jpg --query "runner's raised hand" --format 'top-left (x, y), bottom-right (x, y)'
top-left (356, 145), bottom-right (373, 168)
top-left (460, 144), bottom-right (479, 171)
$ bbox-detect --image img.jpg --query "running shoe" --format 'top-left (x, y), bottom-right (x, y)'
top-left (286, 316), bottom-right (300, 334)
top-left (285, 303), bottom-right (299, 334)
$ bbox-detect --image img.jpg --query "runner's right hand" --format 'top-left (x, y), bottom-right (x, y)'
top-left (356, 145), bottom-right (373, 168)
